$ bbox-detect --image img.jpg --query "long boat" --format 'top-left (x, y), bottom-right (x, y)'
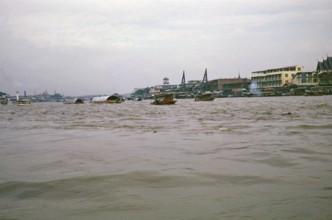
top-left (16, 99), bottom-right (31, 106)
top-left (91, 94), bottom-right (124, 104)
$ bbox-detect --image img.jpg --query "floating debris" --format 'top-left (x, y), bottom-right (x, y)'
top-left (219, 127), bottom-right (230, 131)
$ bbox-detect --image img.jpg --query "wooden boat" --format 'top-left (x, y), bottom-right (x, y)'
top-left (151, 93), bottom-right (176, 105)
top-left (0, 97), bottom-right (8, 105)
top-left (194, 93), bottom-right (215, 101)
top-left (16, 99), bottom-right (31, 106)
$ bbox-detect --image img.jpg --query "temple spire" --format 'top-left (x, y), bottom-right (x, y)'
top-left (202, 68), bottom-right (208, 83)
top-left (181, 70), bottom-right (186, 87)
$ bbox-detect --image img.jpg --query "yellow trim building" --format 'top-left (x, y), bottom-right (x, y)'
top-left (251, 65), bottom-right (303, 87)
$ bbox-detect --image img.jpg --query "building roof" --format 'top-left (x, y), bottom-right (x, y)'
top-left (316, 57), bottom-right (332, 72)
top-left (252, 65), bottom-right (300, 74)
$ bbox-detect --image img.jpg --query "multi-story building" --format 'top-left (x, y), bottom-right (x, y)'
top-left (292, 71), bottom-right (319, 86)
top-left (251, 65), bottom-right (303, 88)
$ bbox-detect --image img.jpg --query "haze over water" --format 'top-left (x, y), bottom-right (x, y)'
top-left (0, 96), bottom-right (331, 220)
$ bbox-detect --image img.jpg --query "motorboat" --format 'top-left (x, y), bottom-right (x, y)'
top-left (194, 92), bottom-right (215, 101)
top-left (151, 93), bottom-right (176, 105)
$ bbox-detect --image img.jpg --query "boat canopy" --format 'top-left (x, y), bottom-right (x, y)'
top-left (91, 96), bottom-right (110, 103)
top-left (63, 98), bottom-right (84, 104)
top-left (91, 94), bottom-right (124, 103)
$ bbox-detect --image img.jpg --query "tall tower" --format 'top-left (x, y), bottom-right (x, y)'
top-left (163, 77), bottom-right (169, 85)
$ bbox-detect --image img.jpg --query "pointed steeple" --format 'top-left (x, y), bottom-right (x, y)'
top-left (181, 70), bottom-right (186, 87)
top-left (202, 68), bottom-right (208, 83)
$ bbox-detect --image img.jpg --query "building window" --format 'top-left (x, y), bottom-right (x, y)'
top-left (297, 67), bottom-right (302, 71)
top-left (285, 74), bottom-right (288, 77)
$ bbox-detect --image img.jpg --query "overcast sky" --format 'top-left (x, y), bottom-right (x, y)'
top-left (1, 0), bottom-right (331, 96)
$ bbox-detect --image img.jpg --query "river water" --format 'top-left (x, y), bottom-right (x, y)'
top-left (0, 96), bottom-right (331, 220)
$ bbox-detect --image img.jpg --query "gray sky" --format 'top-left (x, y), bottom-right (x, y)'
top-left (1, 0), bottom-right (331, 96)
